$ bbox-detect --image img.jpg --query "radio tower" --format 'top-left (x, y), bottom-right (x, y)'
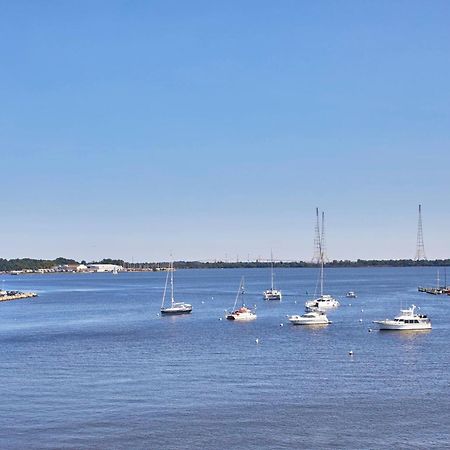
top-left (312, 208), bottom-right (322, 263)
top-left (414, 204), bottom-right (427, 261)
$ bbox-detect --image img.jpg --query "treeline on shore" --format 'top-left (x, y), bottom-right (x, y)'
top-left (1, 257), bottom-right (450, 272)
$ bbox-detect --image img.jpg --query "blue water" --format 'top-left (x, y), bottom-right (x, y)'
top-left (1, 267), bottom-right (449, 449)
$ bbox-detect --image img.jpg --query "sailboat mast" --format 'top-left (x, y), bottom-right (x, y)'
top-left (271, 250), bottom-right (274, 290)
top-left (233, 277), bottom-right (244, 310)
top-left (170, 261), bottom-right (175, 305)
top-left (319, 212), bottom-right (324, 296)
top-left (161, 266), bottom-right (170, 309)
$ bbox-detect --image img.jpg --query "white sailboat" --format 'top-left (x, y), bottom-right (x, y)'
top-left (305, 210), bottom-right (339, 311)
top-left (160, 262), bottom-right (192, 315)
top-left (263, 251), bottom-right (282, 301)
top-left (226, 277), bottom-right (256, 321)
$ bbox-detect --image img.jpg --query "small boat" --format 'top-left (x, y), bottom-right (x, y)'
top-left (373, 305), bottom-right (431, 331)
top-left (160, 262), bottom-right (192, 315)
top-left (263, 251), bottom-right (282, 301)
top-left (288, 308), bottom-right (331, 326)
top-left (226, 277), bottom-right (256, 321)
top-left (346, 291), bottom-right (357, 298)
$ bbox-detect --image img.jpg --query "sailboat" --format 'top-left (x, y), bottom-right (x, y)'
top-left (305, 210), bottom-right (339, 311)
top-left (226, 277), bottom-right (256, 321)
top-left (160, 262), bottom-right (192, 315)
top-left (263, 251), bottom-right (282, 301)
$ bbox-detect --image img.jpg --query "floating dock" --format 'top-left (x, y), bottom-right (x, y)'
top-left (0, 291), bottom-right (38, 302)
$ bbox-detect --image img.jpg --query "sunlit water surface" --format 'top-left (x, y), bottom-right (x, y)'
top-left (1, 267), bottom-right (449, 449)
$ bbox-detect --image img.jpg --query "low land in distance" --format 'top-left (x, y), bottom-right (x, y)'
top-left (1, 257), bottom-right (450, 275)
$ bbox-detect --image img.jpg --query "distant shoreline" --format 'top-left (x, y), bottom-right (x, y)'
top-left (1, 257), bottom-right (449, 274)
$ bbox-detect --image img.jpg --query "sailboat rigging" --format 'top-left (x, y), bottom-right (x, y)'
top-left (160, 262), bottom-right (192, 315)
top-left (263, 251), bottom-right (282, 301)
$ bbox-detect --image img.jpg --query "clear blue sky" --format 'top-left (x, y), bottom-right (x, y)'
top-left (1, 1), bottom-right (449, 262)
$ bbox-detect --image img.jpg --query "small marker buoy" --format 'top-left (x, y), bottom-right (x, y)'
top-left (359, 318), bottom-right (363, 322)
top-left (201, 301), bottom-right (204, 304)
top-left (368, 328), bottom-right (372, 332)
top-left (255, 338), bottom-right (259, 344)
top-left (348, 350), bottom-right (354, 356)
top-left (280, 323), bottom-right (284, 327)
top-left (219, 317), bottom-right (222, 321)
top-left (361, 309), bottom-right (364, 313)
top-left (349, 303), bottom-right (352, 306)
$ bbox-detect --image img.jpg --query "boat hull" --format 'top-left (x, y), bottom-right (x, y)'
top-left (161, 307), bottom-right (192, 315)
top-left (226, 313), bottom-right (256, 321)
top-left (373, 320), bottom-right (431, 331)
top-left (288, 317), bottom-right (330, 325)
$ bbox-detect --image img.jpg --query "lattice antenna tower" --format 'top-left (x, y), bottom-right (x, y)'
top-left (414, 204), bottom-right (427, 261)
top-left (320, 211), bottom-right (329, 263)
top-left (312, 207), bottom-right (322, 263)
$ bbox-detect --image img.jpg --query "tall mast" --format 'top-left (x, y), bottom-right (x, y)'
top-left (319, 211), bottom-right (325, 295)
top-left (233, 277), bottom-right (245, 310)
top-left (270, 250), bottom-right (274, 290)
top-left (170, 261), bottom-right (174, 306)
top-left (321, 211), bottom-right (329, 263)
top-left (320, 256), bottom-right (324, 296)
top-left (161, 267), bottom-right (170, 309)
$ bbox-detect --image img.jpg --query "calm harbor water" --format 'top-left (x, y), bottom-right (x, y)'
top-left (1, 267), bottom-right (450, 449)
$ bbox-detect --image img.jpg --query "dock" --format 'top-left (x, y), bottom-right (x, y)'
top-left (418, 286), bottom-right (450, 295)
top-left (0, 291), bottom-right (38, 302)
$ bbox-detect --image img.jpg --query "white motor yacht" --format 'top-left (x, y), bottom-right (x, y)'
top-left (373, 305), bottom-right (431, 331)
top-left (288, 309), bottom-right (331, 325)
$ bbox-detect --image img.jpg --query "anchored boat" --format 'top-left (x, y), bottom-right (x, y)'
top-left (226, 277), bottom-right (256, 321)
top-left (288, 308), bottom-right (331, 326)
top-left (160, 261), bottom-right (192, 315)
top-left (263, 251), bottom-right (282, 301)
top-left (373, 305), bottom-right (431, 331)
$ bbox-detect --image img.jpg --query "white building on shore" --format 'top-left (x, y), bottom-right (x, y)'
top-left (87, 264), bottom-right (123, 273)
